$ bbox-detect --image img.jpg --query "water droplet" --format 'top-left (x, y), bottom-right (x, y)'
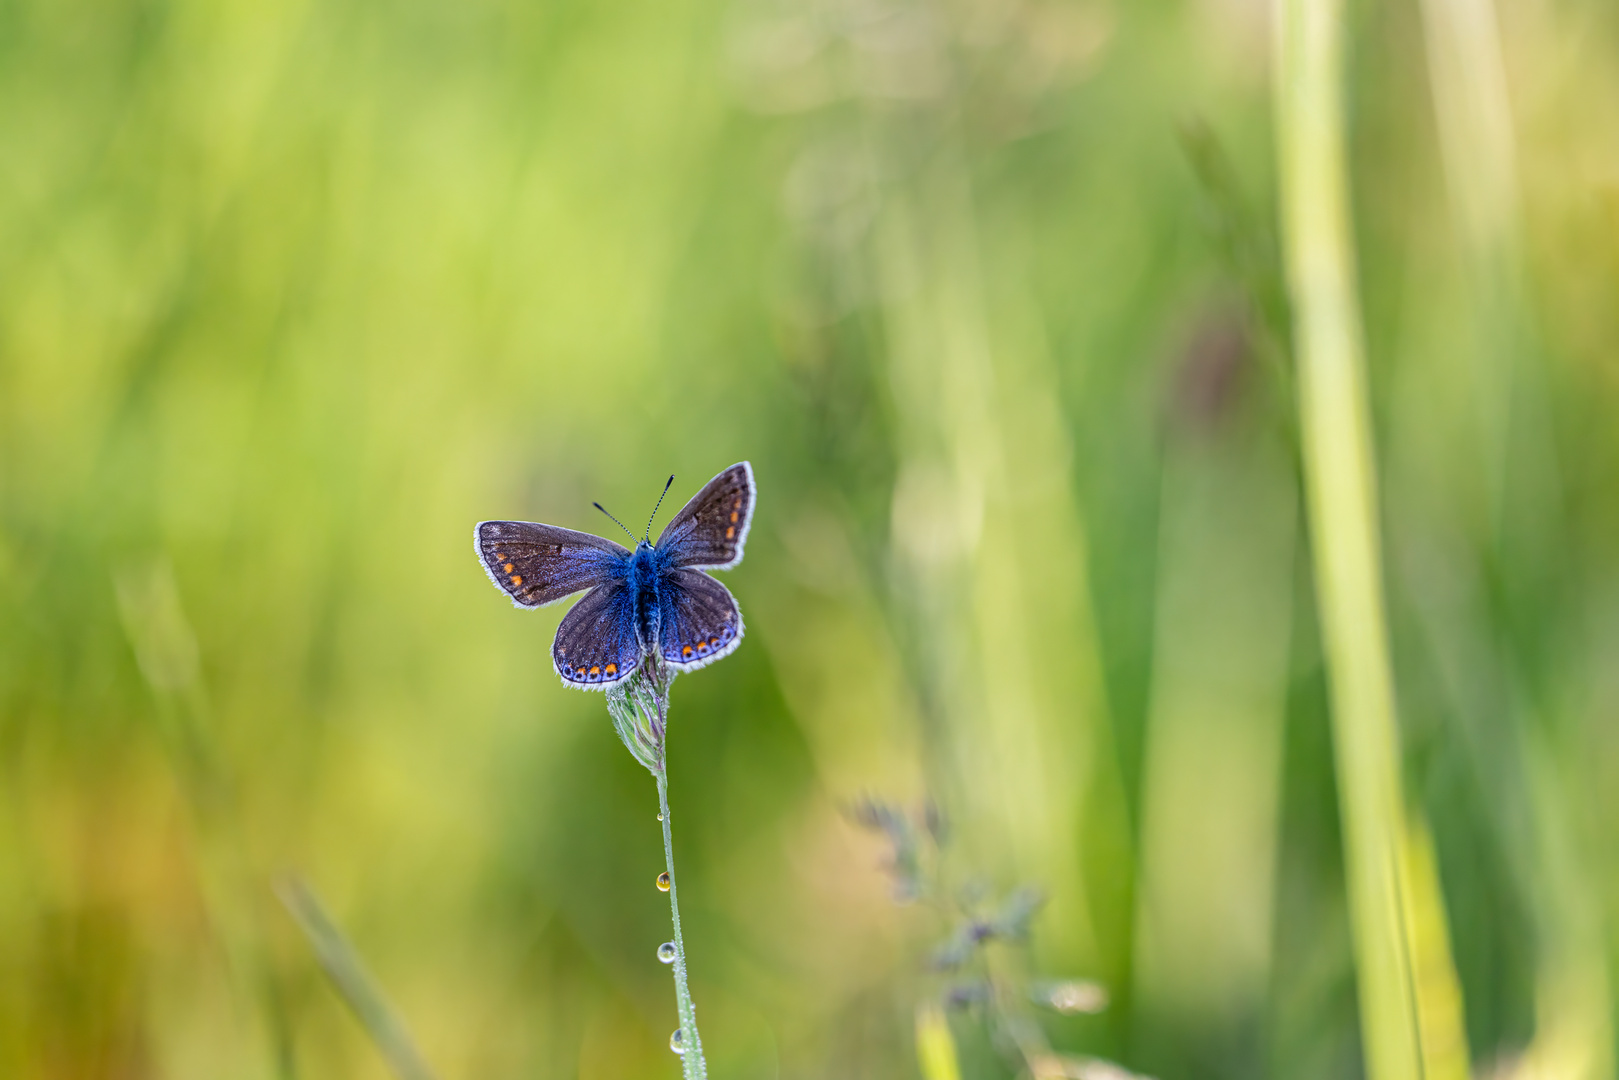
top-left (670, 1028), bottom-right (686, 1055)
top-left (657, 871), bottom-right (671, 891)
top-left (657, 812), bottom-right (664, 821)
top-left (658, 941), bottom-right (677, 963)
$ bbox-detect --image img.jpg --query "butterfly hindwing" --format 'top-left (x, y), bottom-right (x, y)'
top-left (659, 568), bottom-right (743, 670)
top-left (475, 521), bottom-right (629, 608)
top-left (553, 582), bottom-right (643, 690)
top-left (655, 462), bottom-right (755, 570)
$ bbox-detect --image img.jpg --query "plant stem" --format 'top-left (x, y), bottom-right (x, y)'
top-left (657, 775), bottom-right (707, 1077)
top-left (1272, 1), bottom-right (1424, 1078)
top-left (653, 684), bottom-right (707, 1079)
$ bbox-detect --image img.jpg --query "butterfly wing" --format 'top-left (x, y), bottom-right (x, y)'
top-left (659, 568), bottom-right (744, 671)
top-left (552, 581), bottom-right (643, 689)
top-left (474, 521), bottom-right (629, 608)
top-left (654, 462), bottom-right (755, 570)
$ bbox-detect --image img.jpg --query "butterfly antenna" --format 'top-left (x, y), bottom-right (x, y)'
top-left (645, 475), bottom-right (675, 543)
top-left (593, 502), bottom-right (638, 544)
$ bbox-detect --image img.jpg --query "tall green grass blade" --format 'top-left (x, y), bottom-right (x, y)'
top-left (1272, 0), bottom-right (1432, 1077)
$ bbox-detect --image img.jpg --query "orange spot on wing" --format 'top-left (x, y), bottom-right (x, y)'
top-left (733, 498), bottom-right (742, 509)
top-left (729, 511), bottom-right (738, 523)
top-left (510, 575), bottom-right (523, 586)
top-left (709, 637), bottom-right (719, 646)
top-left (503, 562), bottom-right (514, 573)
top-left (725, 526), bottom-right (735, 539)
top-left (682, 646), bottom-right (693, 658)
top-left (605, 663), bottom-right (617, 675)
top-left (589, 666), bottom-right (601, 676)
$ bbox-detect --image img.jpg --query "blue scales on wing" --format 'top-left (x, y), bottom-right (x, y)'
top-left (659, 568), bottom-right (743, 671)
top-left (553, 580), bottom-right (642, 689)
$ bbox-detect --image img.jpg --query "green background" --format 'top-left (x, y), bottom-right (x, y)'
top-left (2, 0), bottom-right (1617, 1076)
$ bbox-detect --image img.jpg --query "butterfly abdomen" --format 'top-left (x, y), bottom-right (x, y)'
top-left (629, 543), bottom-right (665, 656)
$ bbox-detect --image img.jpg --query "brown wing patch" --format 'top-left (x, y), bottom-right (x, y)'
top-left (654, 462), bottom-right (755, 569)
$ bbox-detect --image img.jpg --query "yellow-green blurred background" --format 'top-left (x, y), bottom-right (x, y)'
top-left (3, 0), bottom-right (1619, 1076)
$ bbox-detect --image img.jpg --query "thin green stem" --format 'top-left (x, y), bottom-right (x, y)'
top-left (657, 771), bottom-right (707, 1078)
top-left (648, 673), bottom-right (707, 1080)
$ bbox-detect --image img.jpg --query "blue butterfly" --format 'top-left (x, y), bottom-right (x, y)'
top-left (475, 463), bottom-right (755, 690)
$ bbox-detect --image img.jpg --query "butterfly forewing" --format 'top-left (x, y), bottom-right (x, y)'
top-left (655, 462), bottom-right (755, 569)
top-left (475, 521), bottom-right (629, 608)
top-left (659, 568), bottom-right (743, 670)
top-left (553, 582), bottom-right (642, 689)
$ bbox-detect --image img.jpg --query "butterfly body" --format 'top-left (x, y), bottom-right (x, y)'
top-left (623, 541), bottom-right (672, 655)
top-left (475, 463), bottom-right (755, 690)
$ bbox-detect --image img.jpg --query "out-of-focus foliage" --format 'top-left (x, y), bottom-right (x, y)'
top-left (1, 0), bottom-right (1618, 1077)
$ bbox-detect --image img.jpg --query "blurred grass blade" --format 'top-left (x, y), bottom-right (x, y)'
top-left (1271, 0), bottom-right (1447, 1077)
top-left (114, 558), bottom-right (201, 695)
top-left (1130, 403), bottom-right (1294, 1042)
top-left (914, 1001), bottom-right (961, 1080)
top-left (1418, 0), bottom-right (1615, 1071)
top-left (276, 876), bottom-right (439, 1080)
top-left (1398, 816), bottom-right (1469, 1080)
top-left (116, 559), bottom-right (297, 1076)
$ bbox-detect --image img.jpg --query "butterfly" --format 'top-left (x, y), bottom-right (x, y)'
top-left (474, 462), bottom-right (755, 691)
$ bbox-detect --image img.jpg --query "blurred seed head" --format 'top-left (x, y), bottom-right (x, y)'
top-left (846, 796), bottom-right (927, 902)
top-left (957, 878), bottom-right (990, 908)
top-left (944, 980), bottom-right (992, 1009)
top-left (931, 929), bottom-right (976, 969)
top-left (989, 884), bottom-right (1044, 939)
top-left (930, 884), bottom-right (1043, 967)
